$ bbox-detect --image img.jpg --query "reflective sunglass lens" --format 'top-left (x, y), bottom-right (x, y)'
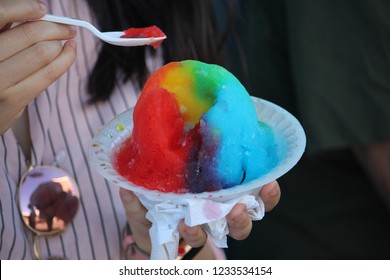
top-left (18, 166), bottom-right (80, 236)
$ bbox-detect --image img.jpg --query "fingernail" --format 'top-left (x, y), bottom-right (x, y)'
top-left (233, 211), bottom-right (246, 223)
top-left (66, 40), bottom-right (77, 50)
top-left (185, 226), bottom-right (198, 236)
top-left (68, 25), bottom-right (77, 35)
top-left (269, 186), bottom-right (279, 198)
top-left (121, 190), bottom-right (134, 202)
top-left (37, 0), bottom-right (47, 13)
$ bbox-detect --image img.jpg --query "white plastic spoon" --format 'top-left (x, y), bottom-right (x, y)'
top-left (39, 14), bottom-right (166, 47)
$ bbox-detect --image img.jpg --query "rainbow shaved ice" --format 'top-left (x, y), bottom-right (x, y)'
top-left (114, 60), bottom-right (283, 193)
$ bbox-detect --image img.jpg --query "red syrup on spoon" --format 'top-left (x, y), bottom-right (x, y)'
top-left (121, 26), bottom-right (166, 49)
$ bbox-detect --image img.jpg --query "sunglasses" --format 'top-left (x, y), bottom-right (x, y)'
top-left (17, 165), bottom-right (80, 259)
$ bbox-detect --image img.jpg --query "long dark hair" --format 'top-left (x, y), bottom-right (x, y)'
top-left (85, 0), bottom-right (233, 103)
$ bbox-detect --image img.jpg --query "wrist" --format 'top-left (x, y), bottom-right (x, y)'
top-left (122, 223), bottom-right (200, 260)
top-left (123, 223), bottom-right (150, 260)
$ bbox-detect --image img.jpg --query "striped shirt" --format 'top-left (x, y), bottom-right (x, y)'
top-left (0, 0), bottom-right (162, 259)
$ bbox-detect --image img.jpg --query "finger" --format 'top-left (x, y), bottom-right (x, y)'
top-left (0, 23), bottom-right (12, 33)
top-left (260, 180), bottom-right (281, 212)
top-left (119, 188), bottom-right (151, 253)
top-left (0, 40), bottom-right (63, 89)
top-left (178, 220), bottom-right (207, 248)
top-left (119, 188), bottom-right (150, 227)
top-left (0, 107), bottom-right (24, 135)
top-left (227, 203), bottom-right (252, 240)
top-left (6, 40), bottom-right (77, 105)
top-left (0, 0), bottom-right (47, 28)
top-left (0, 21), bottom-right (77, 62)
